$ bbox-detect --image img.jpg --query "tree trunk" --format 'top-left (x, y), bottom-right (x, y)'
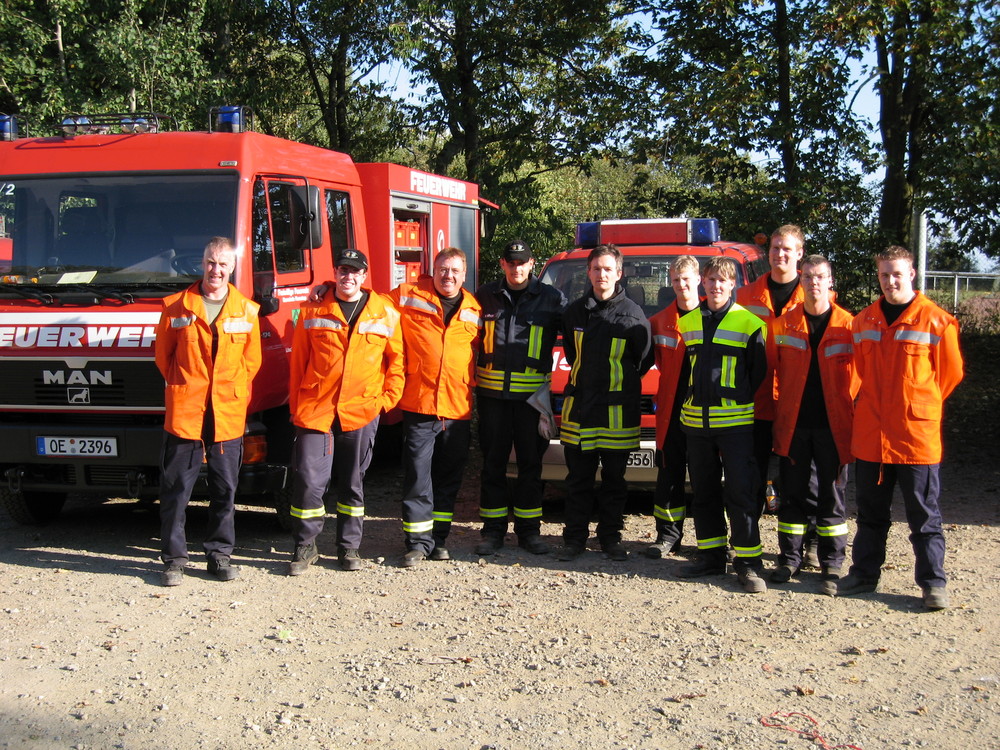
top-left (774, 0), bottom-right (799, 204)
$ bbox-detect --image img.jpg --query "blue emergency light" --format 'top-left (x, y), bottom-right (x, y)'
top-left (211, 105), bottom-right (253, 133)
top-left (689, 218), bottom-right (720, 244)
top-left (575, 222), bottom-right (601, 247)
top-left (0, 114), bottom-right (20, 141)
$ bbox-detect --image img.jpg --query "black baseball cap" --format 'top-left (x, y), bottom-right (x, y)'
top-left (502, 240), bottom-right (533, 263)
top-left (335, 248), bottom-right (368, 270)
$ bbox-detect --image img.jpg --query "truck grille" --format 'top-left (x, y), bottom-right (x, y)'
top-left (0, 359), bottom-right (164, 409)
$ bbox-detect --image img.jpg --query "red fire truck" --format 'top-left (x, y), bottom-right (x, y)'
top-left (0, 107), bottom-right (486, 524)
top-left (536, 218), bottom-right (769, 488)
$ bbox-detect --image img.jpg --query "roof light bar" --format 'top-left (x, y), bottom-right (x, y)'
top-left (54, 112), bottom-right (172, 137)
top-left (575, 218), bottom-right (721, 248)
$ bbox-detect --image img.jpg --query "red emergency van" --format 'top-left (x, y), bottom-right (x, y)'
top-left (537, 218), bottom-right (769, 488)
top-left (0, 107), bottom-right (485, 524)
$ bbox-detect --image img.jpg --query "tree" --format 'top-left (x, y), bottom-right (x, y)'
top-left (399, 0), bottom-right (648, 251)
top-left (1, 0), bottom-right (215, 129)
top-left (813, 1), bottom-right (999, 255)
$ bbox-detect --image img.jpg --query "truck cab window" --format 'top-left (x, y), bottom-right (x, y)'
top-left (325, 189), bottom-right (354, 255)
top-left (253, 179), bottom-right (306, 274)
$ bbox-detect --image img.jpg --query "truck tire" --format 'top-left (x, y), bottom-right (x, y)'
top-left (0, 489), bottom-right (67, 525)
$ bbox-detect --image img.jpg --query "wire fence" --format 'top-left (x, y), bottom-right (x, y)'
top-left (922, 271), bottom-right (1000, 312)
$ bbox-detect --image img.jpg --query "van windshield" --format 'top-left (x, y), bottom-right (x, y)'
top-left (539, 255), bottom-right (749, 319)
top-left (0, 174), bottom-right (238, 291)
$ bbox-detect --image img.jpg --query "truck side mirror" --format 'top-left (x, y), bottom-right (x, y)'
top-left (290, 185), bottom-right (323, 250)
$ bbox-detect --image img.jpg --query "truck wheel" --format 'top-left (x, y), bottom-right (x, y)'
top-left (271, 486), bottom-right (294, 531)
top-left (0, 489), bottom-right (67, 525)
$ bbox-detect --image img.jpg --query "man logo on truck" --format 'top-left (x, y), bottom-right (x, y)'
top-left (43, 369), bottom-right (112, 385)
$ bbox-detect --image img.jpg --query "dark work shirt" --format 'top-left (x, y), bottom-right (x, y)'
top-left (337, 290), bottom-right (369, 334)
top-left (881, 296), bottom-right (916, 327)
top-left (439, 291), bottom-right (462, 326)
top-left (796, 308), bottom-right (832, 429)
top-left (768, 276), bottom-right (800, 316)
top-left (506, 284), bottom-right (527, 307)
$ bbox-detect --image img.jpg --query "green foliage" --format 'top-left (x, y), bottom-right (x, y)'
top-left (2, 0), bottom-right (997, 278)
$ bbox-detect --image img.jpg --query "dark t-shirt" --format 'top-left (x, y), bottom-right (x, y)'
top-left (881, 295), bottom-right (915, 327)
top-left (768, 276), bottom-right (800, 316)
top-left (439, 291), bottom-right (462, 326)
top-left (337, 290), bottom-right (369, 334)
top-left (796, 308), bottom-right (832, 429)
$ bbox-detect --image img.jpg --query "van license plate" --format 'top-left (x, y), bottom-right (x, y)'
top-left (626, 449), bottom-right (654, 468)
top-left (36, 437), bottom-right (119, 457)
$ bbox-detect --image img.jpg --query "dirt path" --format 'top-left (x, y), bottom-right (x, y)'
top-left (1, 448), bottom-right (997, 750)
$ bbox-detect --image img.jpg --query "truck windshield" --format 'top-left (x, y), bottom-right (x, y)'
top-left (540, 255), bottom-right (748, 319)
top-left (0, 174), bottom-right (238, 289)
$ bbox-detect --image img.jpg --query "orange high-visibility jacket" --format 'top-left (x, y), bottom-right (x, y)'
top-left (650, 301), bottom-right (690, 449)
top-left (388, 276), bottom-right (482, 420)
top-left (851, 292), bottom-right (963, 465)
top-left (289, 290), bottom-right (405, 433)
top-left (155, 282), bottom-right (262, 442)
top-left (772, 303), bottom-right (860, 465)
top-left (736, 274), bottom-right (805, 421)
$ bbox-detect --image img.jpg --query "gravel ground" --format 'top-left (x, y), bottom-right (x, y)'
top-left (0, 443), bottom-right (998, 750)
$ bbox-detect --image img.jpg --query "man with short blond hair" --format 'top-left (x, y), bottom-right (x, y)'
top-left (646, 255), bottom-right (704, 558)
top-left (155, 237), bottom-right (261, 586)
top-left (838, 246), bottom-right (963, 610)
top-left (737, 225), bottom-right (807, 515)
top-left (677, 256), bottom-right (768, 593)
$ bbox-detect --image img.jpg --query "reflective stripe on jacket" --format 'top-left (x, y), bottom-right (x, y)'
top-left (851, 292), bottom-right (963, 464)
top-left (772, 303), bottom-right (860, 465)
top-left (650, 301), bottom-right (689, 449)
top-left (559, 286), bottom-right (652, 451)
top-left (735, 274), bottom-right (805, 421)
top-left (475, 277), bottom-right (566, 400)
top-left (389, 276), bottom-right (482, 420)
top-left (289, 291), bottom-right (405, 432)
top-left (155, 282), bottom-right (262, 442)
top-left (677, 301), bottom-right (766, 432)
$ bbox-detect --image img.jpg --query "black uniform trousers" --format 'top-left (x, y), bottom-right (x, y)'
top-left (777, 427), bottom-right (847, 570)
top-left (850, 460), bottom-right (947, 589)
top-left (653, 418), bottom-right (690, 547)
top-left (562, 446), bottom-right (628, 549)
top-left (289, 419), bottom-right (379, 551)
top-left (401, 411), bottom-right (471, 554)
top-left (159, 432), bottom-right (242, 567)
top-left (477, 396), bottom-right (548, 539)
top-left (685, 429), bottom-right (762, 569)
top-left (751, 418), bottom-right (773, 516)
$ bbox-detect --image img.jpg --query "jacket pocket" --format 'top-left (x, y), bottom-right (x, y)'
top-left (908, 399), bottom-right (941, 421)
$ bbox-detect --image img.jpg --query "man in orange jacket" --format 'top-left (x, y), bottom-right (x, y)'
top-left (736, 225), bottom-right (806, 512)
top-left (770, 255), bottom-right (859, 594)
top-left (646, 255), bottom-right (704, 558)
top-left (389, 248), bottom-right (482, 567)
top-left (837, 246), bottom-right (963, 610)
top-left (154, 237), bottom-right (262, 586)
top-left (286, 249), bottom-right (404, 574)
